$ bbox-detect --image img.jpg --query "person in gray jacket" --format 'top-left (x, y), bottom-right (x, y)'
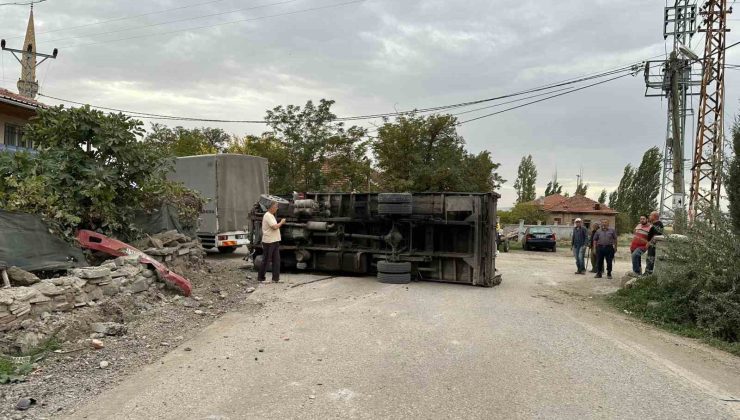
top-left (571, 218), bottom-right (588, 274)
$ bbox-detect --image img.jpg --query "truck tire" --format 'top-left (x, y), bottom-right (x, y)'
top-left (218, 246), bottom-right (237, 254)
top-left (378, 203), bottom-right (413, 215)
top-left (377, 261), bottom-right (411, 274)
top-left (502, 240), bottom-right (510, 253)
top-left (378, 193), bottom-right (412, 204)
top-left (377, 272), bottom-right (411, 284)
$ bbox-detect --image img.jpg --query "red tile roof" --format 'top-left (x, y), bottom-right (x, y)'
top-left (0, 87), bottom-right (45, 109)
top-left (531, 194), bottom-right (617, 215)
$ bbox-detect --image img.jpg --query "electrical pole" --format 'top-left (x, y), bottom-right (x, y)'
top-left (689, 0), bottom-right (731, 223)
top-left (644, 0), bottom-right (700, 230)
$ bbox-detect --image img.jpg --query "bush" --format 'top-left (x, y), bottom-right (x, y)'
top-left (610, 212), bottom-right (740, 348)
top-left (0, 106), bottom-right (201, 241)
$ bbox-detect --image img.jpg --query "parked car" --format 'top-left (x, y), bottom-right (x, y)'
top-left (523, 226), bottom-right (556, 252)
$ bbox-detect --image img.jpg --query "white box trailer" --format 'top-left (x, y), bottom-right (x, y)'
top-left (168, 154), bottom-right (268, 253)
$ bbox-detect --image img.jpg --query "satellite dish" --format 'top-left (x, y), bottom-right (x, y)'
top-left (678, 43), bottom-right (700, 61)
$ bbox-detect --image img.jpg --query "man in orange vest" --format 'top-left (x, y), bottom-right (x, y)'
top-left (630, 214), bottom-right (652, 275)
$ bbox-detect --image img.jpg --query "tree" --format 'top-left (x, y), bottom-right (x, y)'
top-left (323, 126), bottom-right (374, 192)
top-left (598, 189), bottom-right (607, 204)
top-left (608, 191), bottom-right (618, 208)
top-left (544, 180), bottom-right (563, 196)
top-left (513, 155), bottom-right (537, 203)
top-left (613, 164), bottom-right (635, 214)
top-left (575, 181), bottom-right (589, 196)
top-left (144, 124), bottom-right (229, 156)
top-left (0, 106), bottom-right (198, 240)
top-left (631, 147), bottom-right (662, 221)
top-left (729, 117), bottom-right (740, 232)
top-left (498, 202), bottom-right (546, 225)
top-left (372, 113), bottom-right (504, 192)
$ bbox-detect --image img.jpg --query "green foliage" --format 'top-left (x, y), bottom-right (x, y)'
top-left (144, 124), bottom-right (229, 157)
top-left (598, 189), bottom-right (607, 204)
top-left (0, 106), bottom-right (200, 240)
top-left (498, 203), bottom-right (546, 225)
top-left (544, 180), bottom-right (563, 196)
top-left (575, 181), bottom-right (588, 197)
top-left (729, 116), bottom-right (740, 233)
top-left (513, 155), bottom-right (537, 204)
top-left (612, 213), bottom-right (740, 350)
top-left (631, 146), bottom-right (662, 220)
top-left (608, 190), bottom-right (618, 208)
top-left (373, 114), bottom-right (504, 192)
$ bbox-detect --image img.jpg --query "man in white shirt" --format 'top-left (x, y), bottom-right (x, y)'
top-left (258, 201), bottom-right (286, 283)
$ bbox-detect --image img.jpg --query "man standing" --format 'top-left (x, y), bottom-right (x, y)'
top-left (588, 222), bottom-right (600, 273)
top-left (630, 215), bottom-right (652, 275)
top-left (258, 201), bottom-right (286, 283)
top-left (571, 218), bottom-right (588, 274)
top-left (592, 219), bottom-right (618, 279)
top-left (645, 211), bottom-right (664, 275)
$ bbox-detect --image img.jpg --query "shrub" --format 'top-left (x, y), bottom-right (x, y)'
top-left (0, 106), bottom-right (201, 241)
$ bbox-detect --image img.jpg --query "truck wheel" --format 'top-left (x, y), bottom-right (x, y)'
top-left (378, 193), bottom-right (412, 204)
top-left (377, 272), bottom-right (411, 284)
top-left (218, 246), bottom-right (237, 254)
top-left (377, 261), bottom-right (411, 274)
top-left (503, 240), bottom-right (510, 253)
top-left (378, 203), bottom-right (413, 215)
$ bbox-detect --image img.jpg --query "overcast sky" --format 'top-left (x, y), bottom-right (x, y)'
top-left (1, 0), bottom-right (739, 207)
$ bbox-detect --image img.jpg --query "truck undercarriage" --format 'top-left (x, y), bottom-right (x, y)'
top-left (248, 192), bottom-right (501, 287)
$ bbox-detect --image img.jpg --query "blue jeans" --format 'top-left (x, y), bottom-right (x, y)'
top-left (632, 248), bottom-right (645, 274)
top-left (573, 245), bottom-right (586, 272)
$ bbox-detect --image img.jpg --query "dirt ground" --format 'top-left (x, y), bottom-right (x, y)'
top-left (0, 249), bottom-right (258, 420)
top-left (47, 247), bottom-right (739, 419)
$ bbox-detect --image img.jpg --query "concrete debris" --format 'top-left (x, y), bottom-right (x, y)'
top-left (246, 287), bottom-right (255, 293)
top-left (141, 230), bottom-right (206, 270)
top-left (0, 258), bottom-right (179, 332)
top-left (7, 266), bottom-right (40, 286)
top-left (99, 361), bottom-right (110, 369)
top-left (15, 397), bottom-right (35, 411)
top-left (91, 339), bottom-right (105, 349)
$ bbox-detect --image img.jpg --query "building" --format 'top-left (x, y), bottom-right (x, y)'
top-left (531, 194), bottom-right (618, 229)
top-left (0, 87), bottom-right (42, 152)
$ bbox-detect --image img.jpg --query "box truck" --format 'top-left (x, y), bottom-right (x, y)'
top-left (168, 154), bottom-right (268, 253)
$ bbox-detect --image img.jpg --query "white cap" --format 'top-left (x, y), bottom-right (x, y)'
top-left (575, 218), bottom-right (582, 222)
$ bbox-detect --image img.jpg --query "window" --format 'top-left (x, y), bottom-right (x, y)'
top-left (3, 124), bottom-right (30, 149)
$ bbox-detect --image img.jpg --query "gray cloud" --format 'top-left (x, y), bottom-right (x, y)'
top-left (1, 0), bottom-right (738, 206)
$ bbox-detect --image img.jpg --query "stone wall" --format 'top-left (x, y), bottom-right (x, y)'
top-left (139, 230), bottom-right (206, 269)
top-left (0, 255), bottom-right (164, 332)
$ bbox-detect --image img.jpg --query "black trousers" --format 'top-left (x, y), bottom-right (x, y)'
top-left (596, 245), bottom-right (615, 275)
top-left (258, 242), bottom-right (281, 282)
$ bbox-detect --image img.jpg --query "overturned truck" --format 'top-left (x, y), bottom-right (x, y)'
top-left (248, 192), bottom-right (501, 287)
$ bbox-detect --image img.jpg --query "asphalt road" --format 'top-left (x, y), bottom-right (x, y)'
top-left (68, 250), bottom-right (740, 419)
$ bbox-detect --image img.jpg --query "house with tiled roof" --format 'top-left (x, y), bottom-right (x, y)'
top-left (530, 194), bottom-right (618, 229)
top-left (0, 87), bottom-right (44, 152)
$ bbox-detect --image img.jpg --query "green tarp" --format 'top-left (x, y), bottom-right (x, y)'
top-left (0, 210), bottom-right (86, 272)
top-left (133, 204), bottom-right (195, 237)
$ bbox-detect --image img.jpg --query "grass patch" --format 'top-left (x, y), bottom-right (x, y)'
top-left (0, 337), bottom-right (62, 384)
top-left (607, 276), bottom-right (740, 357)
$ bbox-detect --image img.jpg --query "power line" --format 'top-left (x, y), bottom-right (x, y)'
top-left (38, 64), bottom-right (640, 124)
top-left (55, 0), bottom-right (366, 48)
top-left (455, 73), bottom-right (633, 126)
top-left (5, 0), bottom-right (231, 39)
top-left (44, 0), bottom-right (303, 45)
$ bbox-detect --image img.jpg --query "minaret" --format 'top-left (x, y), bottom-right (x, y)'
top-left (17, 6), bottom-right (38, 99)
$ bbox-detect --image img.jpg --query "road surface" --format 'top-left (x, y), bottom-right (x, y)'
top-left (68, 250), bottom-right (740, 419)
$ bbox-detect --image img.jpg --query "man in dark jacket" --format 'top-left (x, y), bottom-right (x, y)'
top-left (571, 218), bottom-right (588, 274)
top-left (593, 219), bottom-right (618, 279)
top-left (645, 211), bottom-right (664, 275)
top-left (588, 222), bottom-right (600, 273)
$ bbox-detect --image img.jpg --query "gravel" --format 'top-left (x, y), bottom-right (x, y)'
top-left (0, 252), bottom-right (256, 419)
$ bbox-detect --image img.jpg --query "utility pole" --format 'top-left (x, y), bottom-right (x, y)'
top-left (689, 0), bottom-right (731, 223)
top-left (1, 2), bottom-right (57, 99)
top-left (644, 0), bottom-right (701, 230)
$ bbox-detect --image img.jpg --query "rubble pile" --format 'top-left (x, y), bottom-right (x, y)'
top-left (141, 230), bottom-right (206, 269)
top-left (0, 256), bottom-right (168, 332)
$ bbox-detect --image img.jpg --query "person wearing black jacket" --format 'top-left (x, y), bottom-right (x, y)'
top-left (645, 211), bottom-right (664, 275)
top-left (571, 218), bottom-right (588, 274)
top-left (588, 222), bottom-right (600, 273)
